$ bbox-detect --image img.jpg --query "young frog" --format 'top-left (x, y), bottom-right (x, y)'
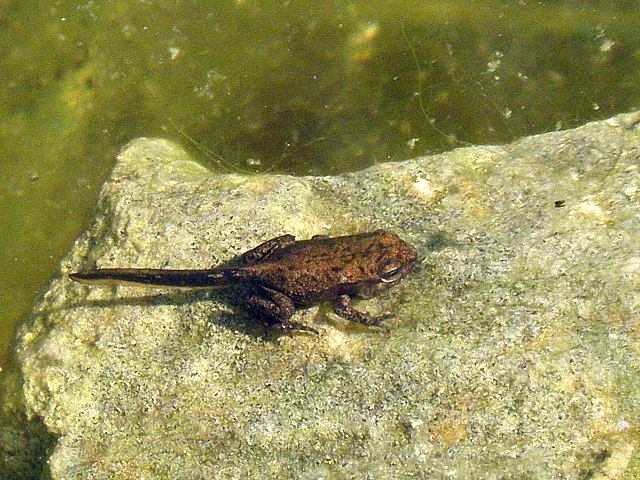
top-left (70, 230), bottom-right (418, 333)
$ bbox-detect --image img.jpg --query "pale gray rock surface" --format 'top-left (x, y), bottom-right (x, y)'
top-left (8, 112), bottom-right (640, 479)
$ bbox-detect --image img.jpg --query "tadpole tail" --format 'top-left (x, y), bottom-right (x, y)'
top-left (69, 268), bottom-right (234, 288)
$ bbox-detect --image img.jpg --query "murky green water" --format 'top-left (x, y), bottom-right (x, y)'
top-left (1, 1), bottom-right (639, 368)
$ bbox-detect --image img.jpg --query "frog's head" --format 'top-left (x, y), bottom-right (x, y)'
top-left (356, 230), bottom-right (418, 298)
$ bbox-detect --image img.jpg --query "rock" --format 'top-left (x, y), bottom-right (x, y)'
top-left (8, 112), bottom-right (640, 478)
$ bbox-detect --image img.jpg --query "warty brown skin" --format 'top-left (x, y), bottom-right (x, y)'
top-left (70, 230), bottom-right (418, 333)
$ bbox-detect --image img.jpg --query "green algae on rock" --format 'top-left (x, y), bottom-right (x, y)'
top-left (8, 112), bottom-right (640, 479)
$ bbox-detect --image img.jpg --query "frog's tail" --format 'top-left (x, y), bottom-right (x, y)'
top-left (69, 267), bottom-right (234, 288)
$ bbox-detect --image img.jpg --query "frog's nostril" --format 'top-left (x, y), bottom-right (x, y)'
top-left (410, 260), bottom-right (425, 273)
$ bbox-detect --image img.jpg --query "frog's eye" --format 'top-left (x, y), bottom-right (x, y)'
top-left (380, 261), bottom-right (403, 283)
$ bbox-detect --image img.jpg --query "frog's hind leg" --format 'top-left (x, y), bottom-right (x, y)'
top-left (244, 286), bottom-right (317, 334)
top-left (240, 235), bottom-right (296, 264)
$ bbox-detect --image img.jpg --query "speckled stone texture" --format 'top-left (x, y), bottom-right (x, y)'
top-left (10, 112), bottom-right (640, 479)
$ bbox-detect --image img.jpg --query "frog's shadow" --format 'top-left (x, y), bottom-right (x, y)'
top-left (62, 286), bottom-right (277, 340)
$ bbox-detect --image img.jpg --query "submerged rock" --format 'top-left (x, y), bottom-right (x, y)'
top-left (9, 112), bottom-right (640, 478)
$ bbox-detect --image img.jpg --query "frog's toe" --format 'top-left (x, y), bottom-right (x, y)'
top-left (273, 321), bottom-right (319, 336)
top-left (353, 311), bottom-right (393, 327)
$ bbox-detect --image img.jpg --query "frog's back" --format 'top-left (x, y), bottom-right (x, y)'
top-left (237, 231), bottom-right (397, 305)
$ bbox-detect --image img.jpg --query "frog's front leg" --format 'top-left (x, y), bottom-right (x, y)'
top-left (240, 235), bottom-right (296, 264)
top-left (334, 294), bottom-right (390, 327)
top-left (244, 286), bottom-right (317, 334)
